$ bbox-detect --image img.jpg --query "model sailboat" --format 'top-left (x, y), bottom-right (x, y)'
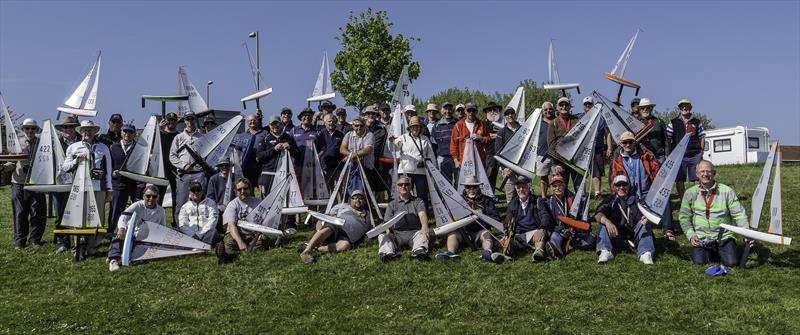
top-left (721, 141), bottom-right (792, 246)
top-left (428, 162), bottom-right (505, 236)
top-left (307, 51), bottom-right (336, 102)
top-left (457, 138), bottom-right (494, 196)
top-left (503, 86), bottom-right (527, 126)
top-left (300, 142), bottom-right (330, 206)
top-left (542, 40), bottom-right (581, 96)
top-left (553, 102), bottom-right (603, 175)
top-left (494, 108), bottom-right (544, 179)
top-left (120, 212), bottom-right (211, 266)
top-left (323, 153), bottom-right (383, 224)
top-left (24, 120), bottom-right (71, 192)
top-left (118, 116), bottom-right (168, 186)
top-left (237, 174), bottom-right (292, 237)
top-left (637, 134), bottom-right (690, 224)
top-left (57, 160), bottom-right (106, 234)
top-left (604, 30), bottom-right (642, 105)
top-left (0, 92), bottom-right (26, 161)
top-left (593, 91), bottom-right (652, 144)
top-left (184, 115), bottom-right (243, 173)
top-left (240, 41), bottom-right (272, 109)
top-left (58, 52), bottom-right (101, 118)
top-left (176, 66), bottom-right (209, 117)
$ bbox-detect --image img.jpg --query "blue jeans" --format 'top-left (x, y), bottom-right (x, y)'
top-left (550, 230), bottom-right (596, 258)
top-left (596, 222), bottom-right (655, 257)
top-left (692, 238), bottom-right (738, 266)
top-left (408, 173), bottom-right (429, 205)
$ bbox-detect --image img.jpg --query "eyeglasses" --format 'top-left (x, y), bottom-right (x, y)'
top-left (558, 103), bottom-right (570, 107)
top-left (123, 129), bottom-right (135, 133)
top-left (352, 195), bottom-right (365, 200)
top-left (397, 183), bottom-right (411, 187)
top-left (583, 103), bottom-right (592, 106)
top-left (465, 185), bottom-right (479, 189)
top-left (621, 140), bottom-right (634, 145)
top-left (185, 117), bottom-right (195, 121)
top-left (543, 108), bottom-right (553, 111)
top-left (190, 188), bottom-right (203, 193)
top-left (111, 120), bottom-right (123, 124)
top-left (144, 194), bottom-right (159, 199)
top-left (614, 183), bottom-right (629, 188)
top-left (236, 188), bottom-right (249, 192)
top-left (640, 106), bottom-right (653, 111)
top-left (679, 105), bottom-right (692, 110)
top-left (466, 109), bottom-right (477, 113)
top-left (22, 127), bottom-right (37, 131)
top-left (352, 124), bottom-right (363, 128)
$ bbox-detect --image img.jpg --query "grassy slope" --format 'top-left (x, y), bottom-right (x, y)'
top-left (0, 164), bottom-right (798, 334)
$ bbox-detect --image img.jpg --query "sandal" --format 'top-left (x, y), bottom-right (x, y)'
top-left (664, 230), bottom-right (677, 241)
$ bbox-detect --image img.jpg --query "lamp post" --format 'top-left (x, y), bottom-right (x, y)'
top-left (206, 80), bottom-right (214, 109)
top-left (248, 31), bottom-right (260, 109)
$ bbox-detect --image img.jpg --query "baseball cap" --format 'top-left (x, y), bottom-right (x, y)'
top-left (548, 175), bottom-right (564, 185)
top-left (109, 113), bottom-right (123, 122)
top-left (620, 131), bottom-right (636, 142)
top-left (557, 97), bottom-right (571, 105)
top-left (280, 107), bottom-right (292, 115)
top-left (515, 175), bottom-right (531, 185)
top-left (165, 112), bottom-right (178, 121)
top-left (613, 174), bottom-right (629, 186)
top-left (582, 96), bottom-right (594, 105)
top-left (465, 102), bottom-right (478, 111)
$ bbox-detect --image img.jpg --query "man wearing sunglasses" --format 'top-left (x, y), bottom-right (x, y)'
top-left (536, 102), bottom-right (556, 198)
top-left (547, 97), bottom-right (581, 190)
top-left (450, 102), bottom-right (491, 174)
top-left (334, 107), bottom-right (352, 134)
top-left (218, 178), bottom-right (265, 264)
top-left (299, 189), bottom-right (371, 264)
top-left (53, 116), bottom-right (81, 252)
top-left (609, 131), bottom-right (660, 198)
top-left (666, 98), bottom-right (705, 200)
top-left (594, 174), bottom-right (655, 265)
top-left (107, 184), bottom-right (167, 271)
top-left (364, 105), bottom-right (390, 201)
top-left (96, 113), bottom-right (124, 147)
top-left (378, 176), bottom-right (429, 262)
top-left (5, 119), bottom-right (45, 250)
top-left (431, 102), bottom-right (459, 186)
top-left (634, 98), bottom-right (674, 239)
top-left (108, 123), bottom-right (139, 236)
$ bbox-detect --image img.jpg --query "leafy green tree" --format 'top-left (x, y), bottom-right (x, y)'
top-left (414, 79), bottom-right (561, 120)
top-left (655, 109), bottom-right (715, 130)
top-left (331, 8), bottom-right (420, 112)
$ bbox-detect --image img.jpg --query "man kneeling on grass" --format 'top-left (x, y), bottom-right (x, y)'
top-left (216, 178), bottom-right (268, 264)
top-left (594, 175), bottom-right (655, 265)
top-left (107, 185), bottom-right (167, 271)
top-left (435, 176), bottom-right (504, 263)
top-left (378, 176), bottom-right (430, 262)
top-left (299, 189), bottom-right (371, 264)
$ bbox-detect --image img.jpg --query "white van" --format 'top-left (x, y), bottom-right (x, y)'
top-left (702, 126), bottom-right (770, 165)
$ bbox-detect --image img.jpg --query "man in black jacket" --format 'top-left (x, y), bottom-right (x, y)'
top-left (495, 107), bottom-right (520, 201)
top-left (504, 176), bottom-right (553, 262)
top-left (108, 123), bottom-right (139, 234)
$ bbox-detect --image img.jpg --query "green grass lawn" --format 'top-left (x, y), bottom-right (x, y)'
top-left (1, 163), bottom-right (798, 334)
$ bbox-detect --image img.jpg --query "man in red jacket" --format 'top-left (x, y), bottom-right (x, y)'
top-left (450, 102), bottom-right (492, 170)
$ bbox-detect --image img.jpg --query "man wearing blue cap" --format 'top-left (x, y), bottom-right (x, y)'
top-left (169, 111), bottom-right (206, 225)
top-left (108, 122), bottom-right (139, 233)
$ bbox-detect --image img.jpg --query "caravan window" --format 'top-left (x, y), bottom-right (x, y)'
top-left (714, 139), bottom-right (732, 152)
top-left (748, 137), bottom-right (760, 149)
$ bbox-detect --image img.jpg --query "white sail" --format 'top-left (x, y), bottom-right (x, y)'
top-left (246, 176), bottom-right (291, 230)
top-left (162, 185), bottom-right (173, 208)
top-left (638, 134), bottom-right (690, 224)
top-left (307, 210), bottom-right (345, 226)
top-left (389, 104), bottom-right (407, 139)
top-left (610, 29), bottom-right (640, 78)
top-left (308, 52), bottom-right (336, 102)
top-left (270, 150), bottom-right (306, 211)
top-left (554, 103), bottom-right (602, 164)
top-left (569, 163), bottom-right (591, 219)
top-left (594, 92), bottom-right (650, 144)
top-left (751, 141), bottom-right (778, 229)
top-left (193, 115), bottom-right (243, 159)
top-left (505, 86), bottom-right (526, 124)
top-left (203, 121), bottom-right (240, 168)
top-left (325, 153), bottom-right (352, 212)
top-left (391, 65), bottom-right (412, 109)
top-left (135, 220), bottom-right (210, 250)
top-left (495, 108), bottom-right (543, 179)
top-left (548, 41), bottom-right (559, 84)
top-left (426, 162), bottom-right (471, 224)
top-left (130, 244), bottom-right (207, 262)
top-left (176, 67), bottom-right (208, 116)
top-left (58, 52), bottom-right (101, 117)
top-left (61, 161), bottom-right (102, 229)
top-left (1, 93), bottom-right (22, 154)
top-left (457, 138), bottom-right (493, 196)
top-left (768, 146), bottom-right (782, 235)
top-left (27, 120), bottom-right (56, 185)
top-left (543, 40), bottom-right (580, 93)
top-left (301, 142), bottom-right (330, 202)
top-left (365, 211), bottom-right (407, 239)
top-left (720, 223), bottom-right (791, 246)
top-left (119, 116), bottom-right (168, 185)
top-left (426, 170), bottom-right (451, 228)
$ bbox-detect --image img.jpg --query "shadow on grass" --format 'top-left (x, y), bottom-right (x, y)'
top-left (768, 248), bottom-right (800, 268)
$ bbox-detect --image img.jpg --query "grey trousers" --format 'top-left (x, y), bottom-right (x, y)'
top-left (11, 183), bottom-right (46, 247)
top-left (378, 230), bottom-right (429, 255)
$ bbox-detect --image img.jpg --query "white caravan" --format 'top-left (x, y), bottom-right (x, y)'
top-left (702, 126), bottom-right (770, 165)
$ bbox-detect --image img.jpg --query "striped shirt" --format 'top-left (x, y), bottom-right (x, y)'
top-left (678, 183), bottom-right (748, 241)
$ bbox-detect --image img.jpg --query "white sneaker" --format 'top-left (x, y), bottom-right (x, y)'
top-left (597, 249), bottom-right (614, 264)
top-left (108, 259), bottom-right (120, 272)
top-left (639, 252), bottom-right (654, 265)
top-left (285, 228), bottom-right (298, 235)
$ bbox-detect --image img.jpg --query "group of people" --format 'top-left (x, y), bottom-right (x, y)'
top-left (7, 95), bottom-right (752, 271)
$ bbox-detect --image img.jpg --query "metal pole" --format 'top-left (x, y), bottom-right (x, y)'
top-left (206, 81), bottom-right (213, 109)
top-left (255, 31), bottom-right (261, 110)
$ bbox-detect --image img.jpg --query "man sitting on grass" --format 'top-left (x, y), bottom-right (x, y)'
top-left (216, 178), bottom-right (267, 264)
top-left (178, 181), bottom-right (218, 245)
top-left (435, 176), bottom-right (504, 263)
top-left (504, 176), bottom-right (553, 262)
top-left (594, 175), bottom-right (655, 265)
top-left (546, 175), bottom-right (596, 260)
top-left (298, 189), bottom-right (372, 264)
top-left (378, 176), bottom-right (430, 262)
top-left (679, 160), bottom-right (748, 267)
top-left (107, 185), bottom-right (167, 271)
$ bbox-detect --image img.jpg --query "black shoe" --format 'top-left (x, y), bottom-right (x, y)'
top-left (380, 253), bottom-right (398, 262)
top-left (411, 248), bottom-right (429, 261)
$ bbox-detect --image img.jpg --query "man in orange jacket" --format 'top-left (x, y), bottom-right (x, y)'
top-left (450, 102), bottom-right (492, 170)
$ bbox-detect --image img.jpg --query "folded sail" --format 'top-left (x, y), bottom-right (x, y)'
top-left (26, 120), bottom-right (69, 188)
top-left (593, 91), bottom-right (650, 144)
top-left (457, 138), bottom-right (493, 196)
top-left (751, 141), bottom-right (778, 229)
top-left (494, 108), bottom-right (543, 179)
top-left (301, 142), bottom-right (330, 202)
top-left (554, 103), bottom-right (602, 165)
top-left (505, 86), bottom-right (527, 124)
top-left (1, 93), bottom-right (22, 154)
top-left (119, 116), bottom-right (168, 185)
top-left (270, 150), bottom-right (306, 211)
top-left (61, 161), bottom-right (102, 229)
top-left (136, 220), bottom-right (210, 250)
top-left (638, 134), bottom-right (690, 224)
top-left (244, 176), bottom-right (291, 231)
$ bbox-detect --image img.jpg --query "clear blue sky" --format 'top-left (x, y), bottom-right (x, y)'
top-left (2, 1), bottom-right (798, 144)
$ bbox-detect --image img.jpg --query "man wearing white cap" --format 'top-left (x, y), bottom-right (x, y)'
top-left (169, 111), bottom-right (206, 225)
top-left (594, 174), bottom-right (655, 265)
top-left (389, 117), bottom-right (435, 205)
top-left (582, 96), bottom-right (594, 114)
top-left (62, 119), bottom-right (113, 254)
top-left (4, 119), bottom-right (45, 249)
top-left (547, 97), bottom-right (582, 189)
top-left (666, 98), bottom-right (705, 200)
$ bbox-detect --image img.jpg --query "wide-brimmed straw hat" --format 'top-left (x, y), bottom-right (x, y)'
top-left (75, 120), bottom-right (100, 133)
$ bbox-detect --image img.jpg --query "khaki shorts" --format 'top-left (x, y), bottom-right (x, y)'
top-left (536, 156), bottom-right (553, 177)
